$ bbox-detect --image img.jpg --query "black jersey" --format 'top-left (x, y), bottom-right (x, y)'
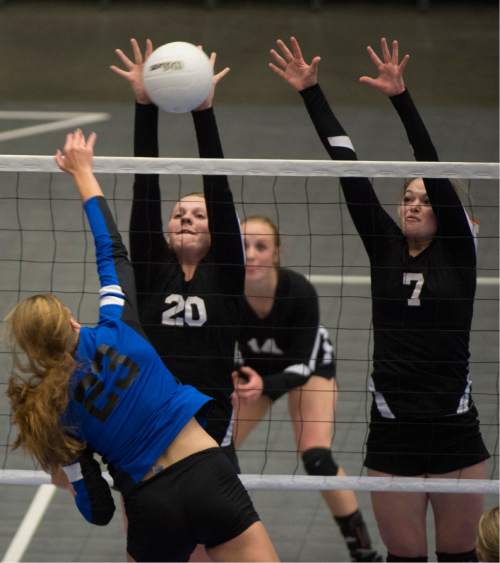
top-left (129, 103), bottom-right (244, 443)
top-left (300, 85), bottom-right (477, 419)
top-left (237, 268), bottom-right (335, 401)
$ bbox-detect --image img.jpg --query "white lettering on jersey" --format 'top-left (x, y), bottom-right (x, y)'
top-left (319, 326), bottom-right (334, 365)
top-left (403, 272), bottom-right (424, 307)
top-left (162, 294), bottom-right (207, 327)
top-left (247, 337), bottom-right (284, 355)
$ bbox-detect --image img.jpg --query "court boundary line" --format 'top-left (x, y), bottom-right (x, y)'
top-left (1, 484), bottom-right (56, 562)
top-left (0, 111), bottom-right (111, 142)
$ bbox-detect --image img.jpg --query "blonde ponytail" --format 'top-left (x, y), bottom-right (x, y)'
top-left (5, 295), bottom-right (84, 471)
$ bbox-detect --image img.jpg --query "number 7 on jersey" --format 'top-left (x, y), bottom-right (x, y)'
top-left (403, 272), bottom-right (424, 306)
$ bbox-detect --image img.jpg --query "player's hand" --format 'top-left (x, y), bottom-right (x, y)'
top-left (110, 37), bottom-right (154, 104)
top-left (55, 129), bottom-right (96, 177)
top-left (194, 49), bottom-right (230, 111)
top-left (359, 37), bottom-right (409, 96)
top-left (231, 366), bottom-right (264, 402)
top-left (268, 36), bottom-right (321, 91)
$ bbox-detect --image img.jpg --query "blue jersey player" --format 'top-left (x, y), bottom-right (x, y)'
top-left (6, 130), bottom-right (278, 563)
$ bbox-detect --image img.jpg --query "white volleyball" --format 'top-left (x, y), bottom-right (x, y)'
top-left (143, 42), bottom-right (213, 113)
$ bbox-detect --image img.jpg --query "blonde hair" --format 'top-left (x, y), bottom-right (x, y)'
top-left (5, 294), bottom-right (84, 471)
top-left (476, 506), bottom-right (499, 562)
top-left (181, 192), bottom-right (204, 201)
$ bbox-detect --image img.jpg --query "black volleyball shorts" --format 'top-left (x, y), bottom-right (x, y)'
top-left (364, 406), bottom-right (490, 476)
top-left (125, 447), bottom-right (259, 562)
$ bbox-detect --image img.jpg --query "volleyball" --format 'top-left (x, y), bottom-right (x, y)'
top-left (143, 42), bottom-right (213, 113)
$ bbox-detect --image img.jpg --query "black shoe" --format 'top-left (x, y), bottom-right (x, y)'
top-left (351, 548), bottom-right (384, 562)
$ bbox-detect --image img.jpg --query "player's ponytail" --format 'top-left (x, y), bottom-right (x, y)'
top-left (5, 294), bottom-right (84, 471)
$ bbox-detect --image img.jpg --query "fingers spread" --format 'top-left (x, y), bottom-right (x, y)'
top-left (392, 39), bottom-right (399, 65)
top-left (130, 37), bottom-right (143, 64)
top-left (310, 56), bottom-right (321, 72)
top-left (270, 48), bottom-right (287, 69)
top-left (268, 62), bottom-right (287, 79)
top-left (215, 66), bottom-right (230, 82)
top-left (290, 36), bottom-right (303, 60)
top-left (145, 38), bottom-right (153, 59)
top-left (366, 45), bottom-right (383, 67)
top-left (114, 48), bottom-right (134, 70)
top-left (358, 75), bottom-right (377, 87)
top-left (381, 36), bottom-right (391, 62)
top-left (109, 65), bottom-right (129, 78)
top-left (399, 53), bottom-right (410, 72)
top-left (276, 38), bottom-right (294, 61)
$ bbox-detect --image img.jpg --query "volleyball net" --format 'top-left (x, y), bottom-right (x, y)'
top-left (0, 156), bottom-right (498, 495)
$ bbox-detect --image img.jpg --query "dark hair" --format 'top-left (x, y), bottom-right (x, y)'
top-left (402, 177), bottom-right (462, 197)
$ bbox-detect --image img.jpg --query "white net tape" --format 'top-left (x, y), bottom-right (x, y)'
top-left (0, 155), bottom-right (498, 178)
top-left (0, 470), bottom-right (497, 494)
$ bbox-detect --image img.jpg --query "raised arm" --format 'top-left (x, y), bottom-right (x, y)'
top-left (55, 130), bottom-right (141, 329)
top-left (112, 38), bottom-right (170, 307)
top-left (269, 37), bottom-right (400, 255)
top-left (192, 52), bottom-right (245, 294)
top-left (360, 38), bottom-right (475, 254)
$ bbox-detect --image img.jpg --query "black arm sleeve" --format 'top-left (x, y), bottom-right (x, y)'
top-left (92, 196), bottom-right (144, 335)
top-left (129, 103), bottom-right (171, 309)
top-left (192, 108), bottom-right (245, 295)
top-left (300, 84), bottom-right (400, 256)
top-left (70, 448), bottom-right (115, 526)
top-left (390, 91), bottom-right (475, 261)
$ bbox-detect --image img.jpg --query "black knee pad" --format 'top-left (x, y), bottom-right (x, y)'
top-left (436, 550), bottom-right (477, 562)
top-left (387, 553), bottom-right (427, 562)
top-left (302, 447), bottom-right (338, 476)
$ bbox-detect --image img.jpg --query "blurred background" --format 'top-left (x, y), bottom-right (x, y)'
top-left (0, 1), bottom-right (498, 562)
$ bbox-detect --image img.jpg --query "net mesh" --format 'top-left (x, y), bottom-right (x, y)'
top-left (0, 157), bottom-right (498, 494)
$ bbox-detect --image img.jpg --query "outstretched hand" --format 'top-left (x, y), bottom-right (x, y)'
top-left (268, 36), bottom-right (320, 91)
top-left (359, 37), bottom-right (409, 96)
top-left (194, 49), bottom-right (230, 111)
top-left (110, 37), bottom-right (154, 104)
top-left (55, 129), bottom-right (102, 202)
top-left (55, 129), bottom-right (96, 177)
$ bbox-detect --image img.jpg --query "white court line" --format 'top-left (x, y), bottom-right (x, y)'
top-left (308, 274), bottom-right (499, 286)
top-left (1, 484), bottom-right (56, 562)
top-left (0, 111), bottom-right (110, 142)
